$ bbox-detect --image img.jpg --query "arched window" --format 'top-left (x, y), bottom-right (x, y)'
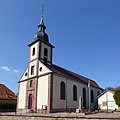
top-left (44, 48), bottom-right (48, 57)
top-left (32, 47), bottom-right (35, 56)
top-left (60, 81), bottom-right (65, 100)
top-left (83, 88), bottom-right (86, 108)
top-left (97, 91), bottom-right (100, 96)
top-left (31, 65), bottom-right (35, 75)
top-left (25, 72), bottom-right (27, 76)
top-left (73, 85), bottom-right (77, 101)
top-left (30, 80), bottom-right (33, 87)
top-left (91, 89), bottom-right (94, 103)
top-left (44, 48), bottom-right (48, 63)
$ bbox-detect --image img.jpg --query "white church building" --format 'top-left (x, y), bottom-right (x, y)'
top-left (17, 16), bottom-right (103, 113)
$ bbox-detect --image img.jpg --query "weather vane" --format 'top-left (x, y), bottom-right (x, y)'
top-left (41, 0), bottom-right (44, 17)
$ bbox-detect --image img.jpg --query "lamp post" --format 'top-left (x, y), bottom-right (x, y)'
top-left (106, 90), bottom-right (108, 114)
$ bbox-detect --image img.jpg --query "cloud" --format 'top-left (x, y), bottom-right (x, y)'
top-left (1, 66), bottom-right (11, 72)
top-left (1, 66), bottom-right (19, 73)
top-left (13, 69), bottom-right (19, 73)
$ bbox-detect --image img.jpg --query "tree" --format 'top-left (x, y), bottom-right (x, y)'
top-left (113, 88), bottom-right (120, 106)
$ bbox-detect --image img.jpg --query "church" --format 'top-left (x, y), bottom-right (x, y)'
top-left (17, 16), bottom-right (103, 113)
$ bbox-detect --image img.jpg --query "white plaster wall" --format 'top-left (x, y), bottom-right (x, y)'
top-left (41, 43), bottom-right (51, 62)
top-left (20, 68), bottom-right (28, 81)
top-left (98, 91), bottom-right (118, 110)
top-left (18, 81), bottom-right (27, 109)
top-left (38, 61), bottom-right (51, 76)
top-left (52, 75), bottom-right (66, 109)
top-left (37, 75), bottom-right (49, 109)
top-left (30, 42), bottom-right (39, 61)
top-left (53, 75), bottom-right (88, 109)
top-left (52, 74), bottom-right (102, 109)
top-left (67, 79), bottom-right (82, 108)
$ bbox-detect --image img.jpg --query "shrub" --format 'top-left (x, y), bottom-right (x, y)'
top-left (0, 99), bottom-right (16, 109)
top-left (113, 88), bottom-right (120, 106)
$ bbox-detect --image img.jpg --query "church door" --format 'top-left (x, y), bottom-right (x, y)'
top-left (28, 94), bottom-right (32, 109)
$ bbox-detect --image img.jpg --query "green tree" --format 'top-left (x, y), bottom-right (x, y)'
top-left (113, 88), bottom-right (120, 106)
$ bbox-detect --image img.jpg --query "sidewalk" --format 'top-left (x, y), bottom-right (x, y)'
top-left (0, 111), bottom-right (120, 119)
top-left (86, 112), bottom-right (120, 119)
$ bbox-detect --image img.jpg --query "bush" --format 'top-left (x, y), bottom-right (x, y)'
top-left (0, 99), bottom-right (16, 109)
top-left (113, 88), bottom-right (120, 106)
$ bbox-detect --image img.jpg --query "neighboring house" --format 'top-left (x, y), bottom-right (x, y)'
top-left (17, 16), bottom-right (103, 113)
top-left (0, 84), bottom-right (16, 100)
top-left (98, 89), bottom-right (118, 111)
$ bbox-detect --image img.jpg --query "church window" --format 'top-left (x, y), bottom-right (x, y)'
top-left (31, 66), bottom-right (35, 75)
top-left (44, 48), bottom-right (48, 63)
top-left (60, 81), bottom-right (65, 100)
top-left (39, 67), bottom-right (42, 72)
top-left (30, 80), bottom-right (33, 87)
top-left (73, 85), bottom-right (77, 101)
top-left (44, 57), bottom-right (48, 63)
top-left (44, 48), bottom-right (48, 57)
top-left (25, 72), bottom-right (27, 76)
top-left (91, 89), bottom-right (94, 103)
top-left (83, 88), bottom-right (86, 108)
top-left (32, 47), bottom-right (35, 56)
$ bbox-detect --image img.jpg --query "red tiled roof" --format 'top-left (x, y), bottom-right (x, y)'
top-left (0, 84), bottom-right (16, 100)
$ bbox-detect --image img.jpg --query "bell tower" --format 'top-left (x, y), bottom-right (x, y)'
top-left (25, 16), bottom-right (54, 111)
top-left (28, 16), bottom-right (54, 65)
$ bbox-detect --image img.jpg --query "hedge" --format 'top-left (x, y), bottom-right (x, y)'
top-left (0, 99), bottom-right (16, 109)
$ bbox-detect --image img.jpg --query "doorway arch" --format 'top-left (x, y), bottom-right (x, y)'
top-left (28, 94), bottom-right (32, 109)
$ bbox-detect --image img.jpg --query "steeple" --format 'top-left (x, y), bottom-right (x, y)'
top-left (38, 16), bottom-right (46, 32)
top-left (34, 1), bottom-right (49, 42)
top-left (34, 16), bottom-right (49, 42)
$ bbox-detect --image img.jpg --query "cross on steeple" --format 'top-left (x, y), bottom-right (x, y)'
top-left (41, 0), bottom-right (44, 17)
top-left (42, 3), bottom-right (44, 17)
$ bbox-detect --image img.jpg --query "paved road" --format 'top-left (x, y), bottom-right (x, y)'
top-left (0, 112), bottom-right (120, 119)
top-left (86, 112), bottom-right (120, 119)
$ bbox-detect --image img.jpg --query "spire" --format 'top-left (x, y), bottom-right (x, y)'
top-left (34, 0), bottom-right (49, 42)
top-left (38, 16), bottom-right (46, 32)
top-left (38, 1), bottom-right (46, 31)
top-left (34, 16), bottom-right (49, 42)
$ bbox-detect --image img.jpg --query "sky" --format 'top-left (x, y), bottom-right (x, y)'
top-left (0, 0), bottom-right (120, 93)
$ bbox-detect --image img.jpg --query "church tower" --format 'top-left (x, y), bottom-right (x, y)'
top-left (17, 16), bottom-right (54, 112)
top-left (29, 16), bottom-right (54, 65)
top-left (26, 16), bottom-right (54, 111)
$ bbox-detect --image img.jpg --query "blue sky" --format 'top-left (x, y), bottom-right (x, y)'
top-left (0, 0), bottom-right (120, 93)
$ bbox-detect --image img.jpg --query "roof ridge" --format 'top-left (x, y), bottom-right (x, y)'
top-left (53, 64), bottom-right (97, 82)
top-left (42, 62), bottom-right (102, 89)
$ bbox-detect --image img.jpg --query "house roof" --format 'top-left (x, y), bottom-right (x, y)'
top-left (44, 62), bottom-right (102, 89)
top-left (0, 84), bottom-right (16, 100)
top-left (97, 89), bottom-right (114, 98)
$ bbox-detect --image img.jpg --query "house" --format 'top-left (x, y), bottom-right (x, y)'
top-left (17, 16), bottom-right (103, 113)
top-left (98, 89), bottom-right (118, 111)
top-left (0, 84), bottom-right (16, 100)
